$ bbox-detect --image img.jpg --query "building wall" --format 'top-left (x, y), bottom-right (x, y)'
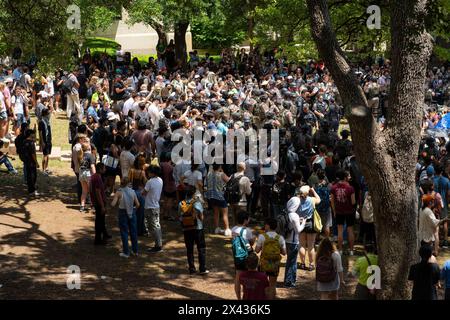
top-left (95, 10), bottom-right (192, 55)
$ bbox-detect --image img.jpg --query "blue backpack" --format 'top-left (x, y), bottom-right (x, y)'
top-left (315, 183), bottom-right (330, 213)
top-left (232, 228), bottom-right (249, 264)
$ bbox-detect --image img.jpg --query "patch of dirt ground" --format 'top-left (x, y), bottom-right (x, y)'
top-left (0, 162), bottom-right (449, 300)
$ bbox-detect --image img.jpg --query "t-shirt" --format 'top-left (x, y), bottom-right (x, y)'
top-left (440, 260), bottom-right (450, 289)
top-left (419, 207), bottom-right (440, 243)
top-left (120, 150), bottom-right (135, 179)
top-left (90, 173), bottom-right (106, 207)
top-left (352, 254), bottom-right (378, 286)
top-left (68, 74), bottom-right (79, 95)
top-left (161, 161), bottom-right (176, 193)
top-left (408, 262), bottom-right (440, 300)
top-left (239, 271), bottom-right (269, 300)
top-left (122, 97), bottom-right (137, 117)
top-left (231, 226), bottom-right (254, 243)
top-left (79, 152), bottom-right (95, 172)
top-left (144, 177), bottom-right (163, 209)
top-left (38, 118), bottom-right (52, 145)
top-left (132, 129), bottom-right (154, 155)
top-left (330, 182), bottom-right (355, 215)
top-left (72, 143), bottom-right (82, 173)
top-left (183, 169), bottom-right (203, 189)
top-left (11, 95), bottom-right (25, 115)
top-left (255, 231), bottom-right (286, 253)
top-left (22, 139), bottom-right (36, 166)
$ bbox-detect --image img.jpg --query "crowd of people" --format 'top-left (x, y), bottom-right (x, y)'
top-left (0, 44), bottom-right (449, 300)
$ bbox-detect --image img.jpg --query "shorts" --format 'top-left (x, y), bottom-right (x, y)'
top-left (0, 111), bottom-right (7, 121)
top-left (303, 218), bottom-right (316, 234)
top-left (14, 113), bottom-right (27, 127)
top-left (208, 198), bottom-right (228, 209)
top-left (336, 213), bottom-right (356, 227)
top-left (42, 143), bottom-right (52, 156)
top-left (163, 191), bottom-right (177, 198)
top-left (265, 270), bottom-right (279, 277)
top-left (79, 170), bottom-right (91, 183)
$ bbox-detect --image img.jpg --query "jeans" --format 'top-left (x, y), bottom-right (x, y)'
top-left (134, 190), bottom-right (146, 236)
top-left (118, 209), bottom-right (138, 255)
top-left (0, 156), bottom-right (15, 172)
top-left (284, 243), bottom-right (299, 286)
top-left (25, 164), bottom-right (37, 193)
top-left (94, 205), bottom-right (108, 243)
top-left (183, 229), bottom-right (207, 272)
top-left (144, 208), bottom-right (162, 247)
top-left (75, 172), bottom-right (82, 204)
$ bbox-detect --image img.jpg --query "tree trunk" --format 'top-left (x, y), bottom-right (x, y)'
top-left (247, 15), bottom-right (255, 52)
top-left (174, 21), bottom-right (189, 67)
top-left (154, 22), bottom-right (167, 47)
top-left (306, 0), bottom-right (433, 299)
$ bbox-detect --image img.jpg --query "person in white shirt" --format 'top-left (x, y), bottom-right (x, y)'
top-left (255, 218), bottom-right (287, 299)
top-left (284, 195), bottom-right (306, 288)
top-left (122, 92), bottom-right (139, 119)
top-left (119, 139), bottom-right (135, 180)
top-left (143, 165), bottom-right (164, 253)
top-left (148, 97), bottom-right (161, 131)
top-left (419, 195), bottom-right (448, 249)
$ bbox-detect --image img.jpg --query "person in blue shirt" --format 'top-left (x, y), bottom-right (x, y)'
top-left (433, 165), bottom-right (450, 247)
top-left (441, 259), bottom-right (450, 300)
top-left (87, 100), bottom-right (100, 123)
top-left (179, 186), bottom-right (209, 275)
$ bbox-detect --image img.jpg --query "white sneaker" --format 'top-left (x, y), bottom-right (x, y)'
top-left (119, 253), bottom-right (130, 259)
top-left (214, 227), bottom-right (223, 235)
top-left (224, 229), bottom-right (232, 237)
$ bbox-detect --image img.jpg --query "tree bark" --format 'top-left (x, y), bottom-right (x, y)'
top-left (306, 0), bottom-right (433, 299)
top-left (247, 15), bottom-right (255, 52)
top-left (174, 21), bottom-right (189, 67)
top-left (153, 21), bottom-right (167, 47)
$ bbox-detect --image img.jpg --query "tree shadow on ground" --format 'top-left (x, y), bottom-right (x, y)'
top-left (0, 170), bottom-right (364, 300)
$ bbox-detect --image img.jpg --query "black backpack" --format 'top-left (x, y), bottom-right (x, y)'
top-left (61, 76), bottom-right (74, 94)
top-left (275, 209), bottom-right (292, 239)
top-left (224, 174), bottom-right (243, 204)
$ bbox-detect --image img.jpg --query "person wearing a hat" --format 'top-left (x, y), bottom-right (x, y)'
top-left (352, 242), bottom-right (378, 300)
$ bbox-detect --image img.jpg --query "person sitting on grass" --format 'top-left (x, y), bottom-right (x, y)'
top-left (237, 252), bottom-right (270, 300)
top-left (0, 139), bottom-right (18, 174)
top-left (111, 177), bottom-right (140, 258)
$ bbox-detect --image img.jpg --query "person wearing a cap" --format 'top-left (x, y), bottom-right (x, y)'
top-left (352, 242), bottom-right (378, 300)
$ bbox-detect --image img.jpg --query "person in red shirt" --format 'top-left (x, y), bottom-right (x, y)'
top-left (238, 252), bottom-right (270, 300)
top-left (330, 170), bottom-right (356, 255)
top-left (90, 162), bottom-right (111, 245)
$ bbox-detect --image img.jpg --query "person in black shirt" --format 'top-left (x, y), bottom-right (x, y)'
top-left (408, 244), bottom-right (440, 300)
top-left (22, 129), bottom-right (39, 195)
top-left (270, 170), bottom-right (292, 217)
top-left (38, 108), bottom-right (52, 175)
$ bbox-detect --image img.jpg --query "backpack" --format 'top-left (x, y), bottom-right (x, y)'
top-left (275, 209), bottom-right (292, 239)
top-left (224, 174), bottom-right (242, 204)
top-left (415, 165), bottom-right (427, 185)
top-left (315, 183), bottom-right (330, 213)
top-left (61, 76), bottom-right (74, 94)
top-left (316, 255), bottom-right (336, 283)
top-left (232, 228), bottom-right (249, 264)
top-left (361, 193), bottom-right (374, 223)
top-left (180, 200), bottom-right (197, 231)
top-left (260, 233), bottom-right (282, 273)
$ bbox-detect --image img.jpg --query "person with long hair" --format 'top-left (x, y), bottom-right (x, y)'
top-left (315, 237), bottom-right (344, 300)
top-left (128, 153), bottom-right (148, 236)
top-left (205, 163), bottom-right (231, 236)
top-left (78, 142), bottom-right (96, 212)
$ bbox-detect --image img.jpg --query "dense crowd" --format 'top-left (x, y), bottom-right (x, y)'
top-left (0, 44), bottom-right (449, 300)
